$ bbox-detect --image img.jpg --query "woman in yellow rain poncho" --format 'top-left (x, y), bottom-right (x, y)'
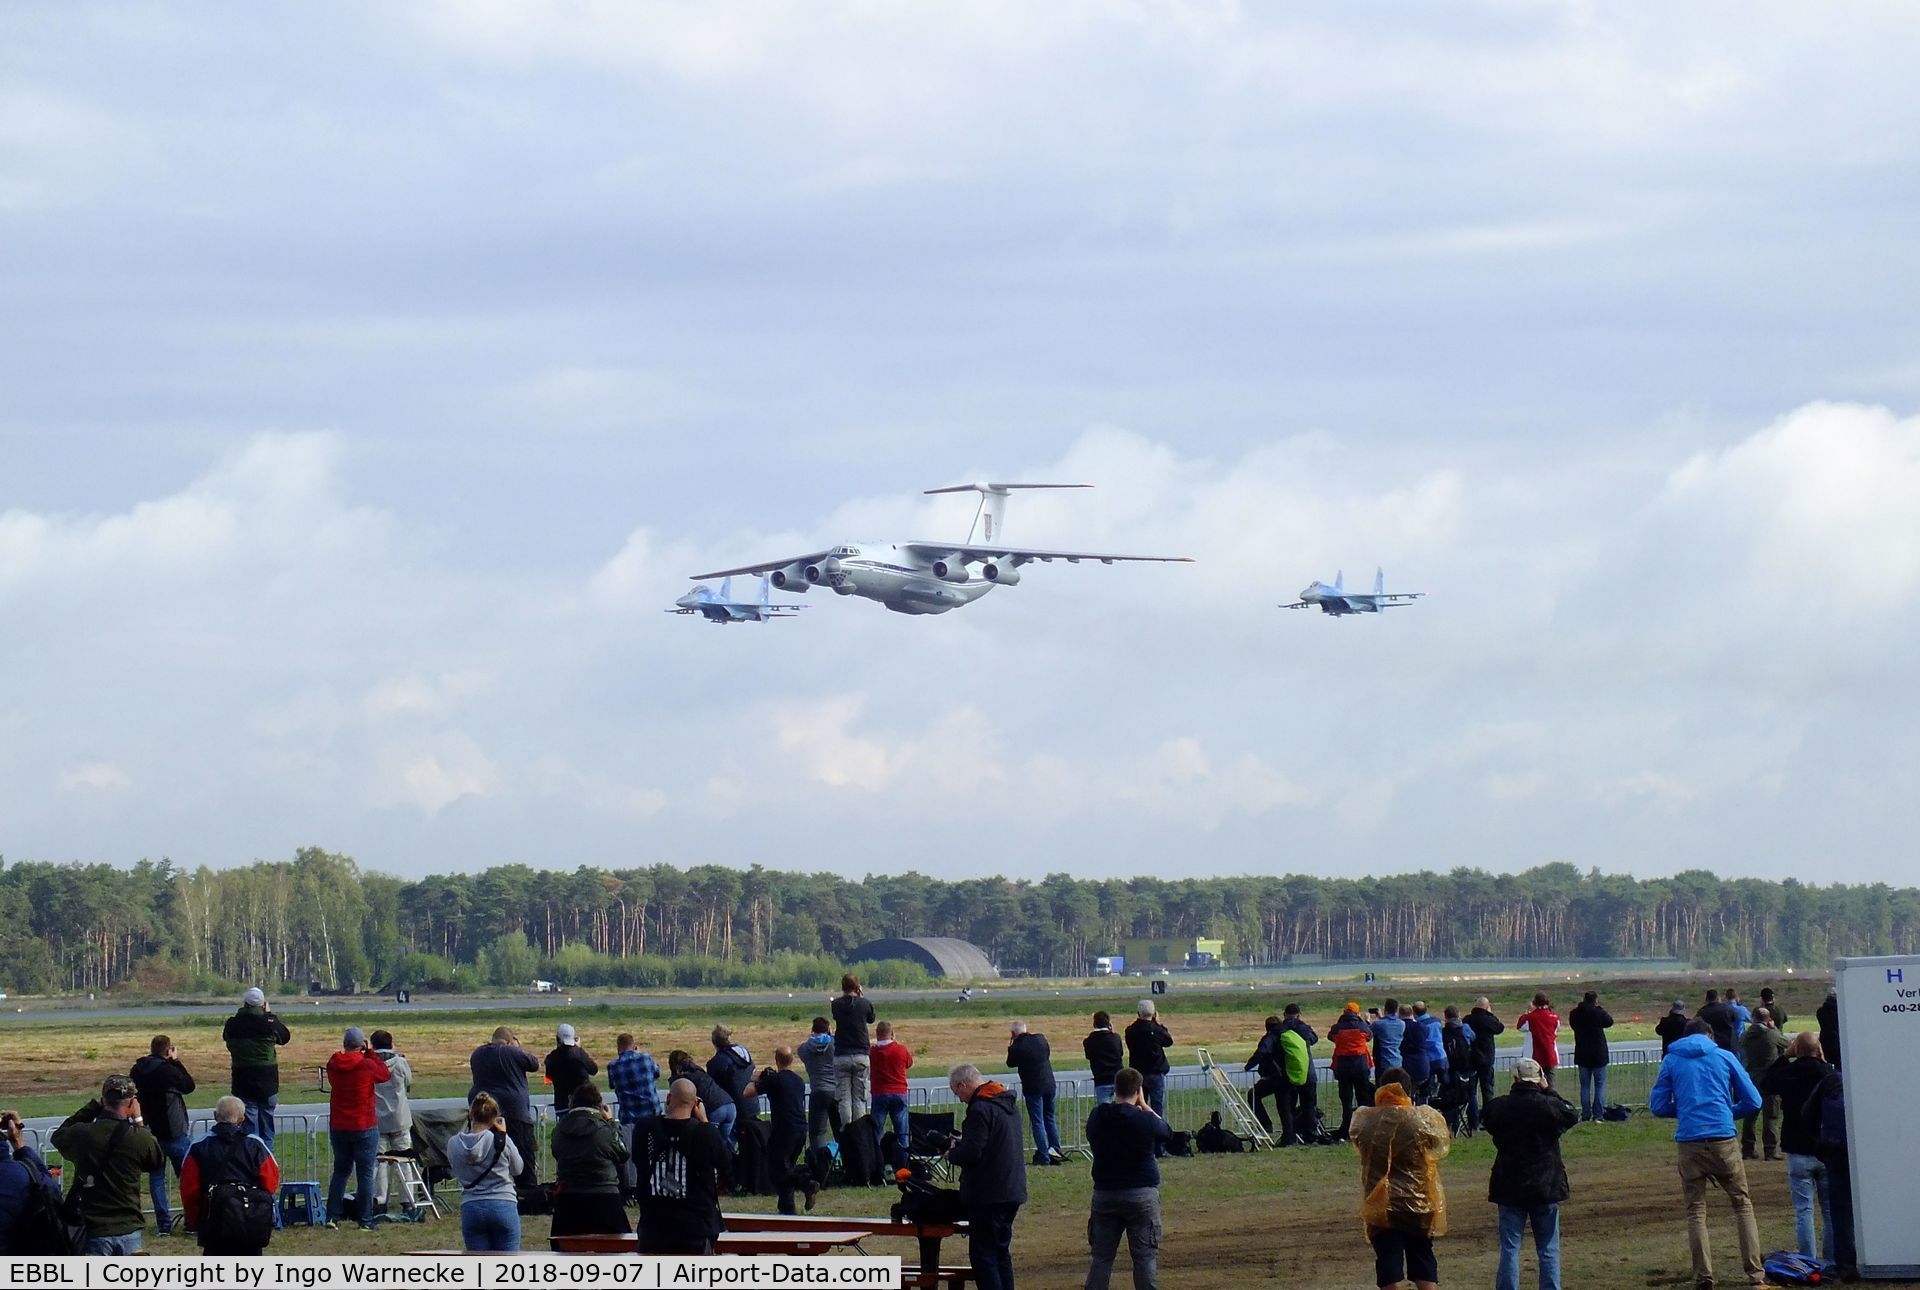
top-left (1351, 1067), bottom-right (1451, 1290)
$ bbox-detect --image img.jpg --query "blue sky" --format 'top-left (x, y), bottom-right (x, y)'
top-left (3, 3), bottom-right (1918, 882)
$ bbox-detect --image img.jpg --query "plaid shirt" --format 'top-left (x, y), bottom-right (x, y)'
top-left (606, 1049), bottom-right (661, 1123)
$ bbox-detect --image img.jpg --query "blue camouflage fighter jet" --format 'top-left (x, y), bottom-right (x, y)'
top-left (669, 576), bottom-right (806, 624)
top-left (1281, 567), bottom-right (1425, 615)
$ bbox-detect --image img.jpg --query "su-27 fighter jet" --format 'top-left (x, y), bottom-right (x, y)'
top-left (1281, 567), bottom-right (1425, 615)
top-left (689, 482), bottom-right (1193, 616)
top-left (668, 576), bottom-right (807, 624)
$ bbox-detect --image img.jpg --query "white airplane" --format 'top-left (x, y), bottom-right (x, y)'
top-left (689, 482), bottom-right (1193, 616)
top-left (1280, 567), bottom-right (1425, 615)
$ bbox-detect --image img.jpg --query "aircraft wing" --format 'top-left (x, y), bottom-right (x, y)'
top-left (903, 542), bottom-right (1193, 566)
top-left (1278, 600), bottom-right (1313, 610)
top-left (688, 550), bottom-right (835, 580)
top-left (1374, 593), bottom-right (1426, 604)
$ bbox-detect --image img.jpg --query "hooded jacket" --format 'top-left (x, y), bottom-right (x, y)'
top-left (705, 1044), bottom-right (754, 1110)
top-left (325, 1049), bottom-right (391, 1132)
top-left (449, 1127), bottom-right (523, 1203)
top-left (798, 1033), bottom-right (841, 1094)
top-left (1654, 1011), bottom-right (1690, 1056)
top-left (551, 1107), bottom-right (629, 1195)
top-left (1650, 1033), bottom-right (1762, 1141)
top-left (950, 1081), bottom-right (1027, 1209)
top-left (1568, 1001), bottom-right (1613, 1067)
top-left (130, 1053), bottom-right (196, 1141)
top-left (1482, 1081), bottom-right (1578, 1209)
top-left (1124, 1017), bottom-right (1173, 1076)
top-left (1414, 1013), bottom-right (1446, 1071)
top-left (179, 1123), bottom-right (280, 1247)
top-left (1330, 1012), bottom-right (1373, 1068)
top-left (1086, 1100), bottom-right (1169, 1191)
top-left (0, 1146), bottom-right (61, 1255)
top-left (222, 1004), bottom-right (291, 1101)
top-left (372, 1049), bottom-right (414, 1135)
top-left (1083, 1028), bottom-right (1125, 1086)
top-left (832, 993), bottom-right (876, 1054)
top-left (1351, 1084), bottom-right (1449, 1236)
top-left (1696, 1001), bottom-right (1737, 1051)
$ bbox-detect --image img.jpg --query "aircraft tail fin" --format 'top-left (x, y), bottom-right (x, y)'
top-left (924, 482), bottom-right (1092, 544)
top-left (1333, 569), bottom-right (1344, 593)
top-left (719, 576), bottom-right (732, 602)
top-left (758, 576), bottom-right (770, 607)
top-left (1373, 567), bottom-right (1384, 597)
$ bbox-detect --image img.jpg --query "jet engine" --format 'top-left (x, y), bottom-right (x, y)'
top-left (931, 557), bottom-right (972, 583)
top-left (981, 560), bottom-right (1020, 585)
top-left (769, 565), bottom-right (810, 592)
top-left (803, 557), bottom-right (842, 584)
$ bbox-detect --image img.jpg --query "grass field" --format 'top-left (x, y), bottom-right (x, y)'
top-left (11, 973), bottom-right (1894, 1286)
top-left (0, 975), bottom-right (1831, 1117)
top-left (248, 1115), bottom-right (1899, 1288)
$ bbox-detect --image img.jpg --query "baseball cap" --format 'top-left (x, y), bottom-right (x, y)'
top-left (344, 1027), bottom-right (366, 1049)
top-left (1670, 1000), bottom-right (1686, 1012)
top-left (1344, 1002), bottom-right (1361, 1014)
top-left (556, 1024), bottom-right (577, 1046)
top-left (243, 987), bottom-right (266, 1007)
top-left (1513, 1058), bottom-right (1546, 1086)
top-left (101, 1074), bottom-right (138, 1105)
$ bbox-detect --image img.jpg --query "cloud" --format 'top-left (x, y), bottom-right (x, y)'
top-left (60, 761), bottom-right (130, 792)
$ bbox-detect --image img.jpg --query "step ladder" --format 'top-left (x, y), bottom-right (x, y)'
top-left (375, 1156), bottom-right (441, 1222)
top-left (1196, 1047), bottom-right (1274, 1150)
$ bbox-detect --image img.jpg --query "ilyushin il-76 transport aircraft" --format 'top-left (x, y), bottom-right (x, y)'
top-left (689, 482), bottom-right (1193, 616)
top-left (668, 576), bottom-right (806, 624)
top-left (1281, 567), bottom-right (1425, 615)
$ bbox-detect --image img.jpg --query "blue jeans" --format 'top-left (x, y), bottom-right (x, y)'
top-left (85, 1231), bottom-right (144, 1255)
top-left (709, 1100), bottom-right (737, 1148)
top-left (1024, 1092), bottom-right (1061, 1157)
top-left (242, 1095), bottom-right (277, 1152)
top-left (1577, 1064), bottom-right (1608, 1120)
top-left (461, 1198), bottom-right (521, 1251)
top-left (1787, 1152), bottom-right (1833, 1263)
top-left (872, 1093), bottom-right (910, 1170)
top-left (1142, 1076), bottom-right (1167, 1155)
top-left (1497, 1203), bottom-right (1561, 1290)
top-left (1093, 1084), bottom-right (1115, 1105)
top-left (327, 1127), bottom-right (380, 1226)
top-left (149, 1134), bottom-right (190, 1230)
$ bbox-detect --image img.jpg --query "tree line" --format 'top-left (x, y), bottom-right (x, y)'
top-left (0, 849), bottom-right (1912, 995)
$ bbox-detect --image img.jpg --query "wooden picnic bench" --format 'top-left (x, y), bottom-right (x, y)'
top-left (720, 1212), bottom-right (973, 1286)
top-left (551, 1231), bottom-right (870, 1256)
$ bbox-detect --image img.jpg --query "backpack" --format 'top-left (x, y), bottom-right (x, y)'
top-left (192, 1132), bottom-right (275, 1250)
top-left (1279, 1031), bottom-right (1311, 1086)
top-left (202, 1179), bottom-right (275, 1249)
top-left (9, 1162), bottom-right (84, 1256)
top-left (1195, 1113), bottom-right (1246, 1154)
top-left (1600, 1104), bottom-right (1631, 1122)
top-left (835, 1115), bottom-right (883, 1187)
top-left (1165, 1130), bottom-right (1193, 1158)
top-left (892, 1173), bottom-right (967, 1224)
top-left (1814, 1074), bottom-right (1847, 1150)
top-left (1761, 1251), bottom-right (1830, 1285)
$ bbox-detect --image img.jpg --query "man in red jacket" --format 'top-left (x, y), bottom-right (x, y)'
top-left (1516, 995), bottom-right (1562, 1088)
top-left (324, 1027), bottom-right (390, 1230)
top-left (868, 1021), bottom-right (914, 1172)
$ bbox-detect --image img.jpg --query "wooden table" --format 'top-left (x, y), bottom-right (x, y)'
top-left (720, 1212), bottom-right (969, 1280)
top-left (551, 1231), bottom-right (869, 1256)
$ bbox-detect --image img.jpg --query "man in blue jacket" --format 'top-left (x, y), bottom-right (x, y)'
top-left (1650, 1020), bottom-right (1765, 1290)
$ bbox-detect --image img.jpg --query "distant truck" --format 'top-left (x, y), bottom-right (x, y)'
top-left (1094, 955), bottom-right (1125, 976)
